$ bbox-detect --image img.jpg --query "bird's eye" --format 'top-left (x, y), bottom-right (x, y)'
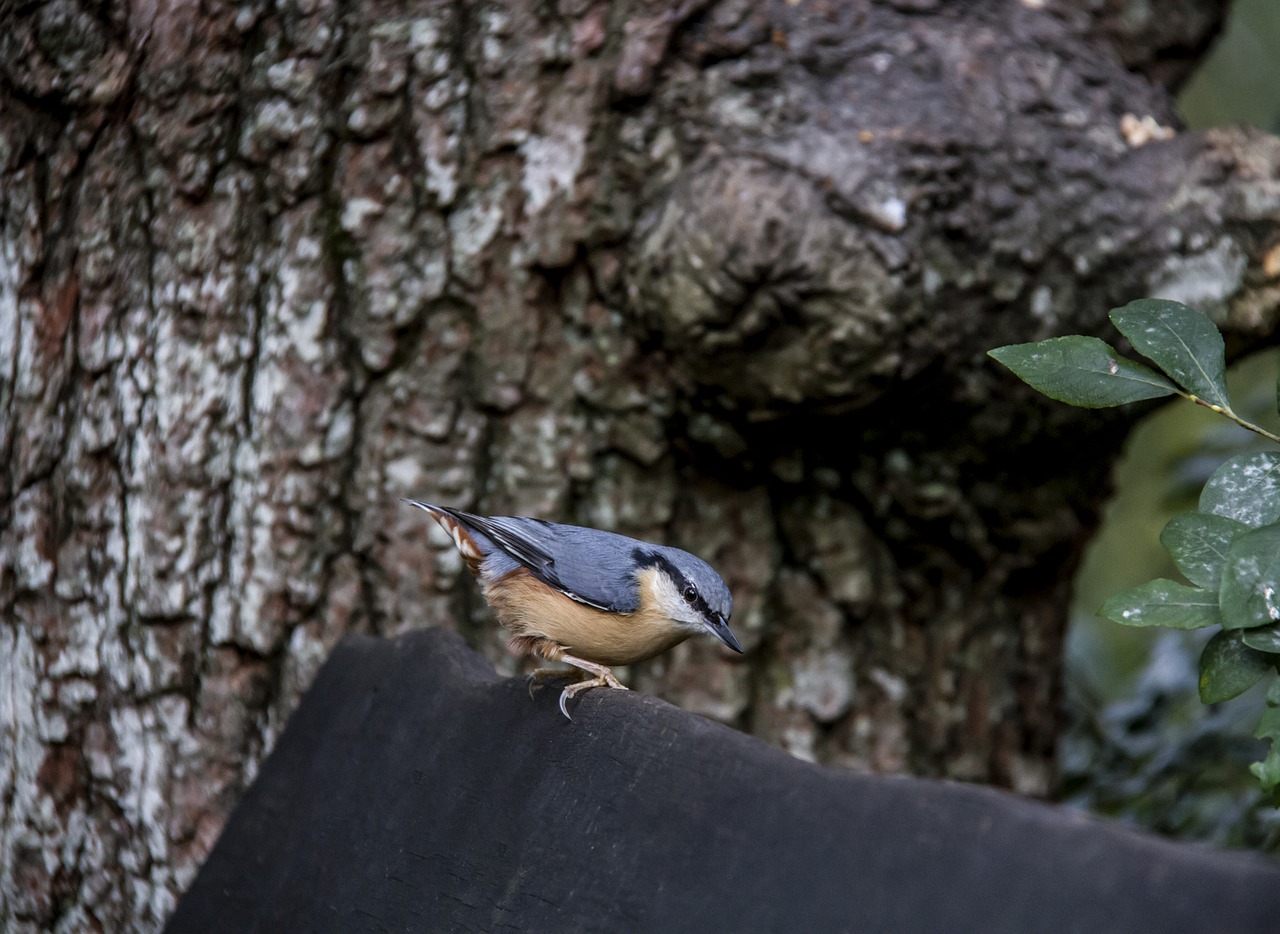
top-left (683, 585), bottom-right (698, 604)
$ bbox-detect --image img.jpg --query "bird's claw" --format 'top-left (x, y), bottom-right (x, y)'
top-left (526, 667), bottom-right (572, 700)
top-left (555, 675), bottom-right (630, 720)
top-left (541, 654), bottom-right (629, 720)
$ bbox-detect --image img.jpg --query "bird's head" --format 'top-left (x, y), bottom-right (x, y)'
top-left (636, 546), bottom-right (741, 654)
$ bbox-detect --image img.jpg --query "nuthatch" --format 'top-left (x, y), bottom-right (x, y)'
top-left (404, 501), bottom-right (742, 718)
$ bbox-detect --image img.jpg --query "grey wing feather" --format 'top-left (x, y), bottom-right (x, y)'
top-left (448, 510), bottom-right (641, 613)
top-left (462, 515), bottom-right (558, 582)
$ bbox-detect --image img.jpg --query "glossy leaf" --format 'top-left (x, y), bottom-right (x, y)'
top-left (1099, 579), bottom-right (1220, 630)
top-left (1199, 452), bottom-right (1280, 527)
top-left (1199, 629), bottom-right (1274, 703)
top-left (1109, 298), bottom-right (1229, 410)
top-left (1159, 512), bottom-right (1250, 591)
top-left (1219, 524), bottom-right (1280, 630)
top-left (1243, 625), bottom-right (1280, 654)
top-left (988, 337), bottom-right (1176, 408)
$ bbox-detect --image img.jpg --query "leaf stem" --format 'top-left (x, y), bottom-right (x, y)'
top-left (1180, 392), bottom-right (1280, 444)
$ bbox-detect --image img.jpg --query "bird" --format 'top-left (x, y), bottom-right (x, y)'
top-left (403, 500), bottom-right (743, 718)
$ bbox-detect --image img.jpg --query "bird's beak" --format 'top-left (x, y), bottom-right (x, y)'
top-left (705, 614), bottom-right (743, 654)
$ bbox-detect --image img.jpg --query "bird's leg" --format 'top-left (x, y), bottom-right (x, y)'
top-left (510, 635), bottom-right (628, 717)
top-left (559, 654), bottom-right (628, 689)
top-left (514, 635), bottom-right (590, 698)
top-left (555, 653), bottom-right (629, 720)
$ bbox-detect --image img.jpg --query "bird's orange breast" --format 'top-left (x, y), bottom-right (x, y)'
top-left (483, 567), bottom-right (690, 667)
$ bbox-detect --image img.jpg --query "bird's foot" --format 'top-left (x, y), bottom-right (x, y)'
top-left (557, 676), bottom-right (629, 720)
top-left (554, 653), bottom-right (629, 720)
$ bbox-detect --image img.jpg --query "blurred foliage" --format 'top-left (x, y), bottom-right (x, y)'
top-left (1180, 0), bottom-right (1280, 133)
top-left (1060, 0), bottom-right (1280, 853)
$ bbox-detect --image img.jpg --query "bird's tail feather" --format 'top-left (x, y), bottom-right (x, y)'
top-left (402, 499), bottom-right (486, 576)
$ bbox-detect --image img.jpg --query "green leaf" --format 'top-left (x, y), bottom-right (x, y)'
top-left (1250, 702), bottom-right (1280, 795)
top-left (1158, 512), bottom-right (1250, 590)
top-left (1253, 749), bottom-right (1280, 798)
top-left (1199, 629), bottom-right (1274, 703)
top-left (988, 337), bottom-right (1177, 408)
top-left (1199, 452), bottom-right (1280, 527)
top-left (1099, 579), bottom-right (1220, 630)
top-left (1109, 298), bottom-right (1230, 410)
top-left (1219, 524), bottom-right (1280, 630)
top-left (1243, 625), bottom-right (1280, 654)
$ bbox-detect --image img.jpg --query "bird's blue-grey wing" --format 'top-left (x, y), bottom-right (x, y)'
top-left (450, 512), bottom-right (643, 613)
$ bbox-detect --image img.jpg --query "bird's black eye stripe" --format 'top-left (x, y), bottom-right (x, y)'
top-left (635, 548), bottom-right (715, 617)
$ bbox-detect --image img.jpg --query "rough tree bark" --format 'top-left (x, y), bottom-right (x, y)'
top-left (2, 0), bottom-right (1278, 930)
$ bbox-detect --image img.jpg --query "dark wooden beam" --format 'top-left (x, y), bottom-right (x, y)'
top-left (167, 629), bottom-right (1279, 933)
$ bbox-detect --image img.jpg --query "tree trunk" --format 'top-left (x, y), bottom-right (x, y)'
top-left (2, 0), bottom-right (1277, 929)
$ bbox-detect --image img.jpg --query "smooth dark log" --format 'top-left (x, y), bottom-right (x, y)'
top-left (167, 630), bottom-right (1279, 933)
